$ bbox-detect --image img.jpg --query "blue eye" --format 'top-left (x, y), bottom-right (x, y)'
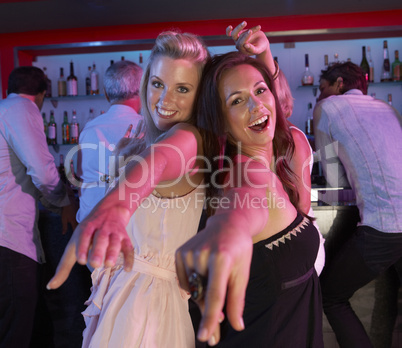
top-left (178, 86), bottom-right (189, 93)
top-left (152, 81), bottom-right (163, 88)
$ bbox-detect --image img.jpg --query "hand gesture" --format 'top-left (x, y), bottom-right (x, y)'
top-left (47, 202), bottom-right (134, 290)
top-left (114, 121), bottom-right (146, 160)
top-left (226, 21), bottom-right (269, 57)
top-left (175, 223), bottom-right (252, 345)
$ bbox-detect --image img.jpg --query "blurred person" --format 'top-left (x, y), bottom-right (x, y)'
top-left (0, 66), bottom-right (77, 348)
top-left (314, 61), bottom-right (402, 347)
top-left (76, 60), bottom-right (143, 223)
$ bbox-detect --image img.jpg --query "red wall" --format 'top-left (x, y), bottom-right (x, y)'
top-left (1, 10), bottom-right (402, 98)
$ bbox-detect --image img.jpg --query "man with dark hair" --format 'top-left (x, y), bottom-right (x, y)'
top-left (314, 62), bottom-right (402, 347)
top-left (77, 60), bottom-right (143, 223)
top-left (0, 66), bottom-right (77, 347)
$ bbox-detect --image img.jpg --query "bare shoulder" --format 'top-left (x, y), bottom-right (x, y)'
top-left (289, 127), bottom-right (311, 158)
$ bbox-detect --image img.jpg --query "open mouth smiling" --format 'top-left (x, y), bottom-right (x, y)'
top-left (248, 115), bottom-right (269, 132)
top-left (157, 107), bottom-right (177, 119)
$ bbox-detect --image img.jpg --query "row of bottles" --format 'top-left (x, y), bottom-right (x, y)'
top-left (301, 40), bottom-right (401, 86)
top-left (43, 54), bottom-right (144, 98)
top-left (43, 110), bottom-right (80, 144)
top-left (42, 108), bottom-right (99, 145)
top-left (360, 41), bottom-right (401, 82)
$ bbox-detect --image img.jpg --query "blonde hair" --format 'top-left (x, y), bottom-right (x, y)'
top-left (140, 31), bottom-right (211, 145)
top-left (276, 70), bottom-right (294, 118)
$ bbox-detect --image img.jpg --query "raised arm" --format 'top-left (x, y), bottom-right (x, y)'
top-left (226, 21), bottom-right (277, 78)
top-left (47, 123), bottom-right (203, 290)
top-left (176, 160), bottom-right (270, 345)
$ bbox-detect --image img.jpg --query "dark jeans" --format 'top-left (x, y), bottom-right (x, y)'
top-left (320, 225), bottom-right (402, 348)
top-left (0, 246), bottom-right (40, 348)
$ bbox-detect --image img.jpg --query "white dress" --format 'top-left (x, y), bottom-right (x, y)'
top-left (82, 185), bottom-right (205, 348)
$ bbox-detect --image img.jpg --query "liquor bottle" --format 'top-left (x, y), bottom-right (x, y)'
top-left (85, 66), bottom-right (91, 95)
top-left (87, 108), bottom-right (95, 123)
top-left (367, 46), bottom-right (374, 83)
top-left (139, 53), bottom-right (143, 68)
top-left (42, 112), bottom-right (48, 140)
top-left (392, 50), bottom-right (401, 81)
top-left (301, 54), bottom-right (314, 86)
top-left (62, 111), bottom-right (70, 144)
top-left (381, 40), bottom-right (392, 82)
top-left (48, 110), bottom-right (57, 145)
top-left (57, 67), bottom-right (67, 97)
top-left (121, 56), bottom-right (125, 61)
top-left (333, 53), bottom-right (339, 63)
top-left (90, 63), bottom-right (99, 95)
top-left (305, 103), bottom-right (314, 136)
top-left (43, 67), bottom-right (52, 98)
top-left (324, 54), bottom-right (329, 69)
top-left (388, 94), bottom-right (392, 106)
top-left (360, 46), bottom-right (369, 82)
top-left (110, 60), bottom-right (114, 66)
top-left (67, 60), bottom-right (78, 96)
top-left (58, 154), bottom-right (67, 183)
top-left (70, 110), bottom-right (79, 144)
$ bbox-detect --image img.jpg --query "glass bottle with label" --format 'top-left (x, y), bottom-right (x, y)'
top-left (90, 63), bottom-right (99, 95)
top-left (367, 46), bottom-right (374, 83)
top-left (301, 54), bottom-right (314, 86)
top-left (58, 67), bottom-right (67, 97)
top-left (42, 112), bottom-right (48, 140)
top-left (43, 67), bottom-right (52, 98)
top-left (381, 40), bottom-right (392, 82)
top-left (360, 46), bottom-right (369, 82)
top-left (70, 110), bottom-right (79, 144)
top-left (48, 111), bottom-right (57, 145)
top-left (85, 66), bottom-right (91, 95)
top-left (392, 50), bottom-right (401, 81)
top-left (62, 111), bottom-right (70, 144)
top-left (67, 61), bottom-right (78, 96)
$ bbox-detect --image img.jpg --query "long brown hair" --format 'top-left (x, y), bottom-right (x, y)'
top-left (196, 52), bottom-right (300, 216)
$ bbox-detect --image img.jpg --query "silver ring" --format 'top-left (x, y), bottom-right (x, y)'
top-left (188, 271), bottom-right (207, 301)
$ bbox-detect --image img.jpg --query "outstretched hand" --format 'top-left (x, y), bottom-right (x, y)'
top-left (226, 21), bottom-right (269, 56)
top-left (47, 204), bottom-right (134, 290)
top-left (175, 222), bottom-right (252, 346)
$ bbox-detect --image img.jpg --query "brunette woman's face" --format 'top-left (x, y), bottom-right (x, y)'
top-left (147, 56), bottom-right (201, 132)
top-left (219, 64), bottom-right (276, 149)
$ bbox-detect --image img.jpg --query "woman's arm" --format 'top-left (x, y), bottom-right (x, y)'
top-left (47, 123), bottom-right (203, 289)
top-left (176, 160), bottom-right (270, 345)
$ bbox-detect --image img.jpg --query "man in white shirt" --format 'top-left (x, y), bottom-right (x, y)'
top-left (0, 66), bottom-right (77, 347)
top-left (76, 60), bottom-right (143, 223)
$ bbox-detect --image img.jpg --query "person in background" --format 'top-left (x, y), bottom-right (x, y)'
top-left (314, 61), bottom-right (402, 347)
top-left (0, 66), bottom-right (77, 348)
top-left (76, 60), bottom-right (143, 223)
top-left (227, 21), bottom-right (325, 275)
top-left (177, 51), bottom-right (324, 347)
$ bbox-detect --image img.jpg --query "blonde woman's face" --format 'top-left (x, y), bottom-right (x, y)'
top-left (147, 56), bottom-right (201, 132)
